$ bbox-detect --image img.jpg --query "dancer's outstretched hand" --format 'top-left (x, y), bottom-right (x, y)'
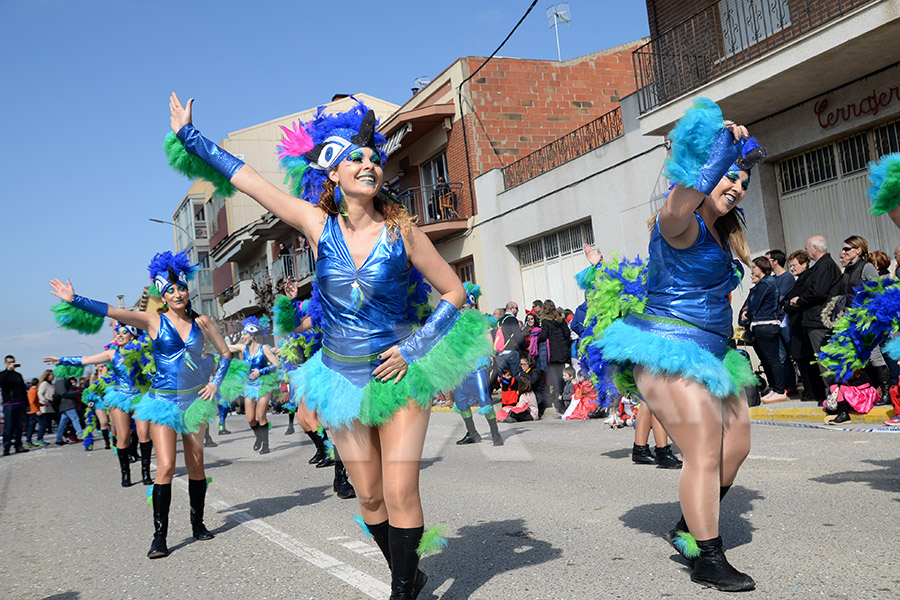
top-left (49, 278), bottom-right (75, 303)
top-left (43, 356), bottom-right (59, 365)
top-left (198, 382), bottom-right (218, 401)
top-left (169, 92), bottom-right (193, 134)
top-left (373, 346), bottom-right (408, 384)
top-left (583, 244), bottom-right (603, 266)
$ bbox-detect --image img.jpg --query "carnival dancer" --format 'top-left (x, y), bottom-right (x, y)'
top-left (49, 249), bottom-right (232, 559)
top-left (582, 99), bottom-right (763, 592)
top-left (165, 94), bottom-right (491, 598)
top-left (227, 316), bottom-right (280, 455)
top-left (452, 283), bottom-right (502, 446)
top-left (868, 153), bottom-right (900, 230)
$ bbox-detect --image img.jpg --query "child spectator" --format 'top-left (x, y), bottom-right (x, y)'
top-left (560, 367), bottom-right (577, 409)
top-left (825, 369), bottom-right (878, 425)
top-left (561, 372), bottom-right (599, 420)
top-left (498, 368), bottom-right (518, 409)
top-left (498, 377), bottom-right (538, 422)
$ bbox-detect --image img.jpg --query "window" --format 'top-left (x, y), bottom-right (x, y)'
top-left (838, 133), bottom-right (870, 175)
top-left (874, 120), bottom-right (900, 156)
top-left (419, 151), bottom-right (448, 192)
top-left (719, 0), bottom-right (791, 55)
top-left (518, 220), bottom-right (593, 266)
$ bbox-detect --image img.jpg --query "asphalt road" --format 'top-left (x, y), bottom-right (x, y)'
top-left (1, 411), bottom-right (898, 600)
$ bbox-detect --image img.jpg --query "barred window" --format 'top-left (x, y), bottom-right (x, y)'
top-left (543, 233), bottom-right (560, 259)
top-left (838, 133), bottom-right (870, 175)
top-left (873, 120), bottom-right (900, 157)
top-left (519, 239), bottom-right (544, 266)
top-left (518, 220), bottom-right (593, 266)
top-left (804, 145), bottom-right (837, 185)
top-left (778, 155), bottom-right (807, 194)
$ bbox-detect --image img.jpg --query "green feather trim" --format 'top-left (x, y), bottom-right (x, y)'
top-left (164, 131), bottom-right (236, 198)
top-left (358, 310), bottom-right (493, 427)
top-left (724, 348), bottom-right (758, 391)
top-left (273, 295), bottom-right (297, 335)
top-left (121, 338), bottom-right (155, 393)
top-left (51, 302), bottom-right (105, 335)
top-left (182, 398), bottom-right (218, 433)
top-left (219, 359), bottom-right (250, 402)
top-left (251, 371), bottom-right (282, 396)
top-left (417, 524), bottom-right (449, 556)
top-left (53, 365), bottom-right (85, 379)
top-left (673, 531), bottom-right (700, 559)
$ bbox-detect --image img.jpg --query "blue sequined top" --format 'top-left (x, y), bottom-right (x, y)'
top-left (243, 343), bottom-right (269, 370)
top-left (148, 313), bottom-right (208, 399)
top-left (111, 347), bottom-right (139, 391)
top-left (644, 213), bottom-right (743, 337)
top-left (316, 216), bottom-right (413, 386)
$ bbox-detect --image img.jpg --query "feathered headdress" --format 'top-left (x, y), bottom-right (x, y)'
top-left (241, 315), bottom-right (271, 336)
top-left (113, 321), bottom-right (143, 339)
top-left (867, 152), bottom-right (900, 216)
top-left (277, 99), bottom-right (387, 209)
top-left (727, 136), bottom-right (767, 184)
top-left (147, 251), bottom-right (198, 296)
top-left (462, 282), bottom-right (482, 307)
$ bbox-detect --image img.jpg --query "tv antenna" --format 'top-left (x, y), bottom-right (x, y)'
top-left (546, 3), bottom-right (571, 61)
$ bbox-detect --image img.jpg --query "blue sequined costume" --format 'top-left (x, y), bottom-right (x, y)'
top-left (134, 314), bottom-right (217, 433)
top-left (241, 344), bottom-right (279, 400)
top-left (290, 216), bottom-right (491, 429)
top-left (452, 358), bottom-right (492, 412)
top-left (595, 214), bottom-right (755, 398)
top-left (103, 346), bottom-right (143, 414)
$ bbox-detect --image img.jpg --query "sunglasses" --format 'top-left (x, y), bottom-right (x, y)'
top-left (840, 246), bottom-right (856, 252)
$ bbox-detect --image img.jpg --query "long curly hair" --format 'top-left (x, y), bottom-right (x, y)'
top-left (318, 179), bottom-right (416, 242)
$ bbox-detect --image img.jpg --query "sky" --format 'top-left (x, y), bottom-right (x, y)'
top-left (0, 0), bottom-right (650, 379)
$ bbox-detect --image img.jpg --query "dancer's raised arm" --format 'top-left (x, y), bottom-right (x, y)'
top-left (49, 278), bottom-right (158, 334)
top-left (168, 92), bottom-right (324, 241)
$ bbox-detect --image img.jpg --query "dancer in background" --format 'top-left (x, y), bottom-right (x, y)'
top-left (227, 316), bottom-right (280, 455)
top-left (50, 249), bottom-right (231, 559)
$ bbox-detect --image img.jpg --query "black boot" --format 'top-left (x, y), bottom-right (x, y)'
top-left (669, 485), bottom-right (732, 560)
top-left (285, 412), bottom-right (296, 435)
top-left (305, 429), bottom-right (327, 464)
top-left (333, 451), bottom-right (356, 499)
top-left (456, 416), bottom-right (482, 445)
top-left (189, 478), bottom-right (215, 540)
top-left (368, 520), bottom-right (427, 598)
top-left (258, 423), bottom-right (270, 455)
top-left (487, 416), bottom-right (504, 446)
top-left (129, 435), bottom-right (140, 463)
top-left (654, 445), bottom-right (683, 469)
top-left (388, 525), bottom-right (425, 599)
top-left (875, 366), bottom-right (892, 406)
top-left (690, 536), bottom-right (755, 591)
top-left (632, 443), bottom-right (656, 464)
top-left (251, 423), bottom-right (262, 451)
top-left (204, 428), bottom-right (218, 448)
top-left (140, 441), bottom-right (154, 485)
top-left (147, 483), bottom-right (171, 559)
top-left (117, 449), bottom-right (132, 487)
top-left (102, 428), bottom-right (111, 450)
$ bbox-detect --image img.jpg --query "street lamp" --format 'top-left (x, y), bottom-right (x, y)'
top-left (149, 218), bottom-right (192, 252)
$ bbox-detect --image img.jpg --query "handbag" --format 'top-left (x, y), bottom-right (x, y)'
top-left (824, 386), bottom-right (840, 412)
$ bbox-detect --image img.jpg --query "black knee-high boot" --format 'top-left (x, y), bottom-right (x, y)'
top-left (456, 415), bottom-right (481, 445)
top-left (670, 485), bottom-right (732, 558)
top-left (189, 478), bottom-right (215, 540)
top-left (129, 434), bottom-right (140, 463)
top-left (305, 429), bottom-right (327, 464)
top-left (140, 441), bottom-right (154, 485)
top-left (102, 428), bottom-right (111, 449)
top-left (690, 536), bottom-right (755, 591)
top-left (285, 412), bottom-right (295, 435)
top-left (251, 423), bottom-right (262, 451)
top-left (147, 483), bottom-right (171, 558)
top-left (486, 415), bottom-right (503, 446)
top-left (333, 449), bottom-right (356, 499)
top-left (258, 422), bottom-right (270, 454)
top-left (388, 525), bottom-right (425, 600)
top-left (368, 521), bottom-right (427, 597)
top-left (117, 449), bottom-right (132, 487)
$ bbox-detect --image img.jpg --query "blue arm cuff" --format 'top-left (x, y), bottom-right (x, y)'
top-left (695, 129), bottom-right (744, 195)
top-left (258, 365), bottom-right (277, 376)
top-left (398, 300), bottom-right (461, 365)
top-left (71, 295), bottom-right (109, 317)
top-left (212, 357), bottom-right (231, 388)
top-left (58, 356), bottom-right (83, 366)
top-left (177, 123), bottom-right (245, 180)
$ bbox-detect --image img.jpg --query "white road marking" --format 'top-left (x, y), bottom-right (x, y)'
top-left (747, 455), bottom-right (798, 461)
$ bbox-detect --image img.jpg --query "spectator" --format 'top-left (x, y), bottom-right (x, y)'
top-left (0, 355), bottom-right (29, 455)
top-left (789, 236), bottom-right (841, 403)
top-left (518, 356), bottom-right (550, 417)
top-left (531, 299), bottom-right (543, 315)
top-left (37, 370), bottom-right (55, 443)
top-left (498, 369), bottom-right (518, 409)
top-left (54, 374), bottom-right (84, 445)
top-left (766, 249), bottom-right (797, 392)
top-left (560, 372), bottom-right (599, 420)
top-left (522, 312), bottom-right (541, 363)
top-left (867, 250), bottom-right (891, 278)
top-left (491, 302), bottom-right (525, 386)
top-left (537, 299), bottom-right (571, 410)
top-left (740, 257), bottom-right (788, 403)
top-left (824, 369), bottom-right (878, 425)
top-left (784, 251), bottom-right (817, 401)
top-left (499, 377), bottom-right (538, 422)
top-left (560, 366), bottom-right (577, 409)
top-left (894, 244), bottom-right (900, 277)
top-left (491, 308), bottom-right (504, 322)
top-left (24, 378), bottom-right (43, 448)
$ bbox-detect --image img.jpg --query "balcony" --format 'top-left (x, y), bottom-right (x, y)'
top-left (270, 248), bottom-right (315, 287)
top-left (396, 183), bottom-right (468, 242)
top-left (632, 0), bottom-right (896, 135)
top-left (218, 279), bottom-right (260, 318)
top-left (501, 108), bottom-right (623, 190)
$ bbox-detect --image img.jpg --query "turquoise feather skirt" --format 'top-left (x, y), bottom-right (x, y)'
top-left (133, 387), bottom-right (217, 434)
top-left (104, 387), bottom-right (141, 414)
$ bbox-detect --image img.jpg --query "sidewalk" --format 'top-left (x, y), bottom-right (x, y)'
top-left (749, 398), bottom-right (896, 424)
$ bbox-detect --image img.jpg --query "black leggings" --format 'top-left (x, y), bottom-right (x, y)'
top-left (753, 324), bottom-right (785, 393)
top-left (545, 362), bottom-right (567, 410)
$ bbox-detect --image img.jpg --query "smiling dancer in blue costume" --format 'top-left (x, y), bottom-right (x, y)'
top-left (226, 316), bottom-right (280, 455)
top-left (452, 283), bottom-right (502, 447)
top-left (166, 92), bottom-right (491, 599)
top-left (43, 322), bottom-right (155, 486)
top-left (584, 99), bottom-right (764, 592)
top-left (50, 250), bottom-right (232, 560)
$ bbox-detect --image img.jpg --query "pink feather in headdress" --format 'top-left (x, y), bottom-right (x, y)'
top-left (277, 121), bottom-right (314, 159)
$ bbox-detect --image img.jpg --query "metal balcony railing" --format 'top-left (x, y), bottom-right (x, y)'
top-left (632, 0), bottom-right (877, 114)
top-left (396, 183), bottom-right (464, 224)
top-left (501, 107), bottom-right (623, 190)
top-left (271, 248), bottom-right (315, 284)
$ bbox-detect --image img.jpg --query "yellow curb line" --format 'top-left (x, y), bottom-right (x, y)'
top-left (749, 406), bottom-right (896, 423)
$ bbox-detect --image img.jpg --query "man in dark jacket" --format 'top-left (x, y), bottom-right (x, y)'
top-left (789, 236), bottom-right (841, 401)
top-left (491, 302), bottom-right (526, 389)
top-left (54, 376), bottom-right (84, 445)
top-left (1, 355), bottom-right (29, 455)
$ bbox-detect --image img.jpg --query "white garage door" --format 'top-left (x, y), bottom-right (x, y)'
top-left (518, 221), bottom-right (593, 312)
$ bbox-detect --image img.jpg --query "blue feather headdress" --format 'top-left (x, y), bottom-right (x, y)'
top-left (113, 321), bottom-right (143, 339)
top-left (147, 250), bottom-right (198, 296)
top-left (241, 315), bottom-right (271, 336)
top-left (462, 282), bottom-right (482, 307)
top-left (277, 99), bottom-right (388, 208)
top-left (726, 136), bottom-right (767, 187)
